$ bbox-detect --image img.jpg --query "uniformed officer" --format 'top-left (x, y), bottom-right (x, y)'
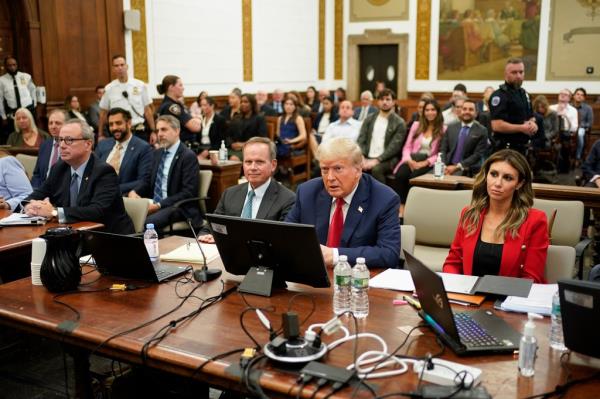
top-left (98, 55), bottom-right (156, 143)
top-left (0, 57), bottom-right (37, 144)
top-left (156, 75), bottom-right (201, 146)
top-left (489, 57), bottom-right (538, 156)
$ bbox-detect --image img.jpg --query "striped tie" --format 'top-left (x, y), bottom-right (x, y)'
top-left (240, 190), bottom-right (255, 219)
top-left (153, 150), bottom-right (168, 203)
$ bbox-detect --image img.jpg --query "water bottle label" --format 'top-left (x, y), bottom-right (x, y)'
top-left (335, 275), bottom-right (351, 286)
top-left (552, 302), bottom-right (560, 314)
top-left (352, 277), bottom-right (369, 288)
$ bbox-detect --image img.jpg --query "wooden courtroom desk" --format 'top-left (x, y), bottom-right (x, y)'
top-left (0, 209), bottom-right (103, 281)
top-left (0, 236), bottom-right (597, 398)
top-left (0, 145), bottom-right (39, 156)
top-left (198, 159), bottom-right (242, 212)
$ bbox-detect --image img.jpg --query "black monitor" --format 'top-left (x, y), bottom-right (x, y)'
top-left (206, 214), bottom-right (330, 296)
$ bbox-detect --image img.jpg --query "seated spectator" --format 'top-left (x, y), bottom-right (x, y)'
top-left (305, 86), bottom-right (318, 112)
top-left (226, 94), bottom-right (267, 161)
top-left (334, 87), bottom-right (346, 104)
top-left (442, 84), bottom-right (467, 111)
top-left (374, 81), bottom-right (386, 99)
top-left (443, 149), bottom-right (549, 284)
top-left (321, 100), bottom-right (360, 143)
top-left (357, 89), bottom-right (407, 183)
top-left (392, 99), bottom-right (445, 216)
top-left (196, 97), bottom-right (226, 160)
top-left (532, 95), bottom-right (558, 149)
top-left (95, 108), bottom-right (153, 195)
top-left (156, 75), bottom-right (202, 144)
top-left (285, 137), bottom-right (400, 268)
top-left (189, 91), bottom-right (208, 119)
top-left (442, 95), bottom-right (466, 126)
top-left (550, 89), bottom-right (578, 173)
top-left (220, 89), bottom-right (242, 122)
top-left (268, 89), bottom-right (285, 115)
top-left (440, 99), bottom-right (489, 176)
top-left (276, 97), bottom-right (307, 158)
top-left (313, 96), bottom-right (338, 139)
top-left (476, 86), bottom-right (495, 114)
top-left (581, 139), bottom-right (600, 187)
top-left (256, 90), bottom-right (277, 116)
top-left (31, 109), bottom-right (67, 188)
top-left (287, 91), bottom-right (312, 117)
top-left (65, 95), bottom-right (88, 124)
top-left (0, 150), bottom-right (32, 211)
top-left (572, 87), bottom-right (594, 163)
top-left (7, 108), bottom-right (49, 147)
top-left (87, 85), bottom-right (104, 133)
top-left (315, 88), bottom-right (331, 113)
top-left (128, 115), bottom-right (200, 230)
top-left (353, 90), bottom-right (377, 122)
top-left (407, 93), bottom-right (434, 132)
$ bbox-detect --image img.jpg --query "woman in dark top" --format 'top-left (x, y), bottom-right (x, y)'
top-left (226, 93), bottom-right (267, 161)
top-left (276, 96), bottom-right (307, 158)
top-left (443, 150), bottom-right (549, 283)
top-left (305, 86), bottom-right (318, 111)
top-left (156, 75), bottom-right (201, 144)
top-left (196, 96), bottom-right (226, 160)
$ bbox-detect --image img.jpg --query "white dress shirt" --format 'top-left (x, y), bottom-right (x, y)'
top-left (322, 118), bottom-right (361, 143)
top-left (0, 71), bottom-right (37, 119)
top-left (106, 134), bottom-right (133, 166)
top-left (368, 115), bottom-right (389, 158)
top-left (100, 78), bottom-right (151, 126)
top-left (242, 178), bottom-right (271, 219)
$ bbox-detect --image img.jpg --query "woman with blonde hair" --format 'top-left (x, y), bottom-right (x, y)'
top-left (7, 108), bottom-right (49, 147)
top-left (443, 149), bottom-right (549, 283)
top-left (532, 95), bottom-right (559, 149)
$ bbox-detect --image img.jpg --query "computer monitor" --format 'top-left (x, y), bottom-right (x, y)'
top-left (206, 214), bottom-right (330, 296)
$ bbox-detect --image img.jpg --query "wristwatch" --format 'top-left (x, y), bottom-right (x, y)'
top-left (51, 208), bottom-right (58, 219)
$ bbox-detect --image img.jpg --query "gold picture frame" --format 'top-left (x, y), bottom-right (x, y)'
top-left (350, 0), bottom-right (409, 22)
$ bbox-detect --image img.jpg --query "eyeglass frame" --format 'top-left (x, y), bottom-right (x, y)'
top-left (54, 136), bottom-right (91, 145)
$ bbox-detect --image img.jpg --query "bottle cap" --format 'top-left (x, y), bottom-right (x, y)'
top-left (146, 223), bottom-right (155, 229)
top-left (524, 313), bottom-right (543, 336)
top-left (356, 257), bottom-right (366, 264)
top-left (339, 255), bottom-right (348, 262)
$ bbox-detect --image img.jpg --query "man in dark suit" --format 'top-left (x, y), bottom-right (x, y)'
top-left (31, 109), bottom-right (67, 188)
top-left (128, 115), bottom-right (200, 230)
top-left (267, 89), bottom-right (285, 115)
top-left (198, 137), bottom-right (295, 243)
top-left (353, 90), bottom-right (377, 122)
top-left (95, 108), bottom-right (152, 195)
top-left (24, 119), bottom-right (134, 235)
top-left (256, 90), bottom-right (277, 116)
top-left (440, 99), bottom-right (489, 176)
top-left (286, 137), bottom-right (400, 268)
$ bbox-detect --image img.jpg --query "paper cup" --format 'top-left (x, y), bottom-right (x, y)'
top-left (209, 150), bottom-right (219, 165)
top-left (31, 262), bottom-right (43, 286)
top-left (31, 238), bottom-right (47, 264)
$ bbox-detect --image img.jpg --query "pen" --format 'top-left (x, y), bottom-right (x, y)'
top-left (403, 295), bottom-right (421, 310)
top-left (393, 299), bottom-right (408, 306)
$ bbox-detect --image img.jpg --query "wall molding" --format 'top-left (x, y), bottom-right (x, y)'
top-left (415, 0), bottom-right (430, 80)
top-left (318, 0), bottom-right (325, 80)
top-left (334, 0), bottom-right (343, 80)
top-left (131, 0), bottom-right (148, 82)
top-left (242, 0), bottom-right (253, 81)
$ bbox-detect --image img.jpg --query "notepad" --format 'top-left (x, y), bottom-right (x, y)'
top-left (160, 243), bottom-right (220, 264)
top-left (500, 284), bottom-right (558, 315)
top-left (369, 268), bottom-right (415, 291)
top-left (0, 213), bottom-right (46, 226)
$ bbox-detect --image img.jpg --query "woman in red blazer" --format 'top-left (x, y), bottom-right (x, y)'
top-left (443, 149), bottom-right (549, 283)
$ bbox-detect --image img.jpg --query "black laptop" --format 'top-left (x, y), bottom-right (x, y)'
top-left (404, 252), bottom-right (521, 355)
top-left (82, 230), bottom-right (189, 283)
top-left (559, 279), bottom-right (600, 359)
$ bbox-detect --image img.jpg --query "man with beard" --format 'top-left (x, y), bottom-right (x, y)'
top-left (489, 58), bottom-right (538, 155)
top-left (128, 115), bottom-right (200, 230)
top-left (95, 107), bottom-right (152, 195)
top-left (357, 89), bottom-right (407, 183)
top-left (0, 57), bottom-right (37, 144)
top-left (31, 109), bottom-right (67, 188)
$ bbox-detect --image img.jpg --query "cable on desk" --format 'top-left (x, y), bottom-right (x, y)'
top-left (243, 353), bottom-right (269, 399)
top-left (52, 287), bottom-right (113, 323)
top-left (523, 370), bottom-right (600, 399)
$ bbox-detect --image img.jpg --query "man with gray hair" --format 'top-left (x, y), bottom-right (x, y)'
top-left (255, 90), bottom-right (277, 116)
top-left (286, 137), bottom-right (400, 268)
top-left (353, 90), bottom-right (377, 122)
top-left (268, 89), bottom-right (285, 115)
top-left (25, 118), bottom-right (134, 234)
top-left (129, 114), bottom-right (200, 230)
top-left (31, 108), bottom-right (68, 188)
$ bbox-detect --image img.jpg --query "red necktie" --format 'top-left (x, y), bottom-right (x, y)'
top-left (327, 199), bottom-right (345, 247)
top-left (50, 142), bottom-right (60, 167)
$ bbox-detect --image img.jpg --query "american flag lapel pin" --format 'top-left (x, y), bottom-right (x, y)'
top-left (358, 206), bottom-right (363, 213)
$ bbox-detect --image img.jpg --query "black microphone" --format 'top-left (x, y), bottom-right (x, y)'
top-left (186, 219), bottom-right (222, 282)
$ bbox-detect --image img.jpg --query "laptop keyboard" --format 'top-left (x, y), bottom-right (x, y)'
top-left (454, 312), bottom-right (502, 348)
top-left (154, 264), bottom-right (183, 280)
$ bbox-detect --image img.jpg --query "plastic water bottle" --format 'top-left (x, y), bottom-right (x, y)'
top-left (519, 313), bottom-right (542, 377)
top-left (143, 223), bottom-right (159, 263)
top-left (549, 291), bottom-right (566, 351)
top-left (434, 152), bottom-right (445, 179)
top-left (218, 140), bottom-right (228, 162)
top-left (333, 255), bottom-right (352, 315)
top-left (351, 257), bottom-right (369, 318)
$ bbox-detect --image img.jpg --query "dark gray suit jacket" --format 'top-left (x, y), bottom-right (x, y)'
top-left (357, 112), bottom-right (406, 164)
top-left (440, 120), bottom-right (489, 170)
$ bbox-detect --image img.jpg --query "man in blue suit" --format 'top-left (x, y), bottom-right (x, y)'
top-left (353, 90), bottom-right (377, 122)
top-left (31, 109), bottom-right (67, 188)
top-left (286, 137), bottom-right (400, 268)
top-left (95, 108), bottom-right (152, 195)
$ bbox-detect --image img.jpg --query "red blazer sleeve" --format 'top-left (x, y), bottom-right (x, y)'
top-left (443, 207), bottom-right (469, 274)
top-left (518, 209), bottom-right (549, 284)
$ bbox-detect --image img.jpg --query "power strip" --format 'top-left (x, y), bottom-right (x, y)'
top-left (413, 358), bottom-right (482, 386)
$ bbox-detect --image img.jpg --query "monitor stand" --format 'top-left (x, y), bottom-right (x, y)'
top-left (238, 266), bottom-right (286, 297)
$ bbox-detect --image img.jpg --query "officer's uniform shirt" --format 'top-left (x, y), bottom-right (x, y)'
top-left (99, 78), bottom-right (151, 126)
top-left (157, 96), bottom-right (194, 143)
top-left (0, 71), bottom-right (37, 119)
top-left (489, 83), bottom-right (533, 147)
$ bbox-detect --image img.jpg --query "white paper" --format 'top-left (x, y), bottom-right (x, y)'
top-left (160, 242), bottom-right (220, 264)
top-left (369, 269), bottom-right (415, 291)
top-left (437, 272), bottom-right (479, 294)
top-left (501, 284), bottom-right (558, 316)
top-left (0, 213), bottom-right (46, 226)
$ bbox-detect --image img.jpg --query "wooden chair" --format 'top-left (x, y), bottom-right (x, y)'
top-left (267, 116), bottom-right (312, 186)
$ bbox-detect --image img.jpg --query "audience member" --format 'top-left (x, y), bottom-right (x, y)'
top-left (582, 139), bottom-right (600, 187)
top-left (321, 100), bottom-right (360, 144)
top-left (316, 88), bottom-right (330, 113)
top-left (407, 93), bottom-right (434, 131)
top-left (156, 75), bottom-right (202, 145)
top-left (189, 91), bottom-right (208, 119)
top-left (443, 149), bottom-right (548, 283)
top-left (313, 96), bottom-right (338, 138)
top-left (334, 87), bottom-right (346, 104)
top-left (0, 149), bottom-right (32, 210)
top-left (392, 99), bottom-right (445, 216)
top-left (357, 89), bottom-right (407, 183)
top-left (220, 90), bottom-right (242, 122)
top-left (7, 108), bottom-right (49, 147)
top-left (305, 86), bottom-right (318, 112)
top-left (353, 90), bottom-right (377, 122)
top-left (65, 95), bottom-right (88, 124)
top-left (442, 83), bottom-right (467, 111)
top-left (374, 81), bottom-right (386, 99)
top-left (98, 55), bottom-right (155, 143)
top-left (285, 137), bottom-right (400, 268)
top-left (442, 95), bottom-right (466, 126)
top-left (87, 85), bottom-right (105, 133)
top-left (276, 97), bottom-right (307, 158)
top-left (572, 87), bottom-right (594, 163)
top-left (550, 89), bottom-right (578, 173)
top-left (476, 86), bottom-right (495, 114)
top-left (489, 58), bottom-right (537, 155)
top-left (440, 99), bottom-right (489, 176)
top-left (128, 115), bottom-right (200, 230)
top-left (196, 97), bottom-right (226, 160)
top-left (31, 109), bottom-right (67, 188)
top-left (532, 95), bottom-right (558, 150)
top-left (226, 93), bottom-right (267, 161)
top-left (0, 56), bottom-right (37, 144)
top-left (255, 90), bottom-right (277, 116)
top-left (269, 89), bottom-right (285, 114)
top-left (198, 137), bottom-right (295, 243)
top-left (287, 91), bottom-right (312, 117)
top-left (95, 108), bottom-right (152, 195)
top-left (25, 119), bottom-right (134, 234)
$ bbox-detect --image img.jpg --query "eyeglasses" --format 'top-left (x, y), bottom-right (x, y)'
top-left (55, 137), bottom-right (89, 145)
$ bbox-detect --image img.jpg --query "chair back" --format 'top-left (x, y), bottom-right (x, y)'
top-left (544, 245), bottom-right (575, 283)
top-left (199, 170), bottom-right (213, 215)
top-left (123, 197), bottom-right (149, 234)
top-left (533, 199), bottom-right (584, 247)
top-left (400, 225), bottom-right (416, 260)
top-left (15, 154), bottom-right (37, 179)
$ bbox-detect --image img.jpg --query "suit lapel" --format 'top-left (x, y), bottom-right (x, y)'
top-left (256, 180), bottom-right (277, 219)
top-left (341, 176), bottom-right (369, 246)
top-left (76, 155), bottom-right (95, 205)
top-left (165, 143), bottom-right (183, 194)
top-left (233, 182), bottom-right (249, 216)
top-left (316, 187), bottom-right (332, 244)
top-left (120, 137), bottom-right (136, 173)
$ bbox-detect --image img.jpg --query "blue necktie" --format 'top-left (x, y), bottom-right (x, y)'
top-left (69, 173), bottom-right (79, 206)
top-left (153, 151), bottom-right (168, 203)
top-left (451, 125), bottom-right (470, 165)
top-left (240, 190), bottom-right (255, 219)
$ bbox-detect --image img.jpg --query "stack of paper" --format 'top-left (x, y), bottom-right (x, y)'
top-left (0, 213), bottom-right (46, 226)
top-left (500, 284), bottom-right (558, 315)
top-left (369, 269), bottom-right (415, 291)
top-left (160, 242), bottom-right (220, 264)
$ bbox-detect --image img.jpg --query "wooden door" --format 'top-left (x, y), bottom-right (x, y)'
top-left (359, 44), bottom-right (398, 96)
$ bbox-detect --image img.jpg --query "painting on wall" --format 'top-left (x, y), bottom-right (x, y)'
top-left (547, 0), bottom-right (600, 80)
top-left (350, 0), bottom-right (409, 22)
top-left (438, 0), bottom-right (540, 80)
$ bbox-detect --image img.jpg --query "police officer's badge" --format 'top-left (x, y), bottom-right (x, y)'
top-left (491, 96), bottom-right (500, 107)
top-left (133, 87), bottom-right (140, 95)
top-left (169, 104), bottom-right (181, 115)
